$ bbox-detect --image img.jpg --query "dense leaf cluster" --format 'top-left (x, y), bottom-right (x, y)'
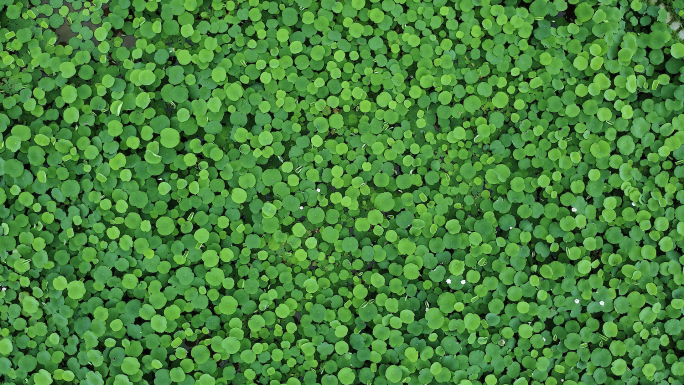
top-left (2, 0), bottom-right (684, 385)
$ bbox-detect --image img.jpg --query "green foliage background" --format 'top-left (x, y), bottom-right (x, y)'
top-left (2, 0), bottom-right (684, 385)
